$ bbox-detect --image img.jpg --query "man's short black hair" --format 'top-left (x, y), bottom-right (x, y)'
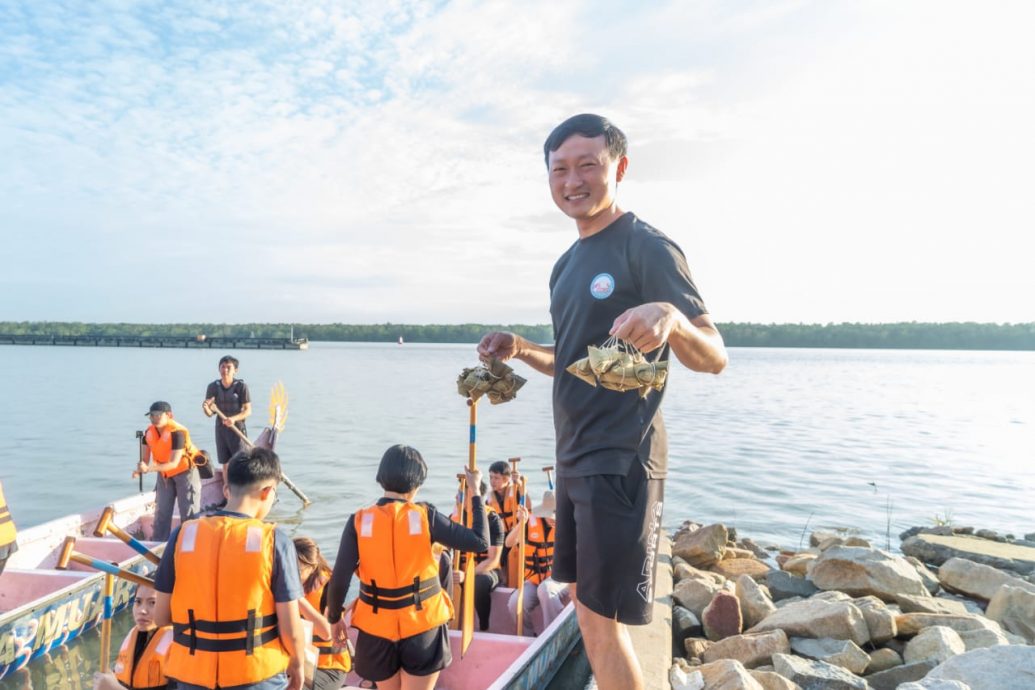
top-left (227, 447), bottom-right (281, 491)
top-left (376, 444), bottom-right (428, 493)
top-left (543, 113), bottom-right (627, 167)
top-left (219, 355), bottom-right (240, 368)
top-left (488, 461), bottom-right (511, 476)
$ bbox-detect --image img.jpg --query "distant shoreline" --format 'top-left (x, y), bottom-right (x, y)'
top-left (2, 321), bottom-right (1034, 351)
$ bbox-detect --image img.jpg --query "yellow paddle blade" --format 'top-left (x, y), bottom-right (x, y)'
top-left (268, 381), bottom-right (288, 431)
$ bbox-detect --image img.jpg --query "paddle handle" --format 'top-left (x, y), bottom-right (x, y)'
top-left (108, 523), bottom-right (161, 565)
top-left (208, 402), bottom-right (254, 447)
top-left (136, 430), bottom-right (144, 493)
top-left (99, 573), bottom-right (114, 672)
top-left (543, 466), bottom-right (554, 491)
top-left (69, 553), bottom-right (155, 588)
top-left (515, 475), bottom-right (527, 636)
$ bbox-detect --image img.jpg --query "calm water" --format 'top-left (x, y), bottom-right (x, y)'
top-left (3, 342), bottom-right (1035, 685)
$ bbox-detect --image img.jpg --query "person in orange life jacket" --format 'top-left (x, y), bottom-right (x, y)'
top-left (450, 480), bottom-right (505, 631)
top-left (293, 537), bottom-right (352, 690)
top-left (202, 355), bottom-right (252, 485)
top-left (137, 402), bottom-right (201, 542)
top-left (0, 478), bottom-right (18, 576)
top-left (151, 447), bottom-right (307, 690)
top-left (486, 461), bottom-right (532, 586)
top-left (93, 584), bottom-right (174, 690)
top-left (325, 445), bottom-right (489, 690)
top-left (505, 490), bottom-right (569, 637)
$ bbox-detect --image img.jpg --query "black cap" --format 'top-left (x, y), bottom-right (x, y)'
top-left (146, 401), bottom-right (172, 416)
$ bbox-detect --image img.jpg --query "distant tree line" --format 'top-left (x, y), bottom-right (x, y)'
top-left (2, 321), bottom-right (1035, 350)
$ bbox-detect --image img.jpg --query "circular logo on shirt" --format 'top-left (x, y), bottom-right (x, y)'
top-left (590, 273), bottom-right (615, 300)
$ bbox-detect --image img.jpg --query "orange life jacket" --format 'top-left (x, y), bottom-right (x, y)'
top-left (352, 502), bottom-right (453, 641)
top-left (166, 516), bottom-right (289, 687)
top-left (0, 481), bottom-right (16, 551)
top-left (304, 579), bottom-right (352, 672)
top-left (450, 502), bottom-right (499, 569)
top-left (113, 626), bottom-right (173, 689)
top-left (523, 516), bottom-right (555, 585)
top-left (144, 421), bottom-right (197, 479)
top-left (489, 485), bottom-right (532, 585)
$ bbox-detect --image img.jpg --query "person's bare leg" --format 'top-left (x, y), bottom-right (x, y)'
top-left (575, 599), bottom-right (643, 690)
top-left (401, 671), bottom-right (440, 690)
top-left (375, 672), bottom-right (401, 690)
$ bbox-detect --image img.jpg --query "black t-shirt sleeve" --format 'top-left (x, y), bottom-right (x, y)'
top-left (634, 233), bottom-right (707, 319)
top-left (238, 381), bottom-right (251, 405)
top-left (326, 515), bottom-right (357, 624)
top-left (170, 431), bottom-right (186, 451)
top-left (488, 512), bottom-right (505, 547)
top-left (205, 381), bottom-right (218, 399)
top-left (428, 498), bottom-right (489, 553)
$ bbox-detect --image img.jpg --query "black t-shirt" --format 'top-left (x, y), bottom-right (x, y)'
top-left (549, 212), bottom-right (706, 479)
top-left (205, 379), bottom-right (251, 429)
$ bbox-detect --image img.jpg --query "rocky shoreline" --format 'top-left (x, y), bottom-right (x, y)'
top-left (666, 521), bottom-right (1035, 689)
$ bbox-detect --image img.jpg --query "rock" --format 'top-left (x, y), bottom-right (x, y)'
top-left (740, 538), bottom-right (774, 559)
top-left (674, 576), bottom-right (724, 617)
top-left (702, 629), bottom-right (789, 669)
top-left (905, 556), bottom-right (941, 594)
top-left (676, 560), bottom-right (728, 586)
top-left (748, 598), bottom-right (869, 646)
top-left (771, 653), bottom-right (867, 689)
top-left (864, 659), bottom-right (939, 689)
top-left (844, 537), bottom-right (871, 548)
top-left (925, 645), bottom-right (1035, 689)
top-left (685, 637), bottom-right (713, 659)
top-left (901, 534), bottom-right (1035, 574)
top-left (895, 613), bottom-right (1001, 637)
top-left (698, 658), bottom-right (764, 690)
top-left (985, 584), bottom-right (1035, 643)
top-left (812, 590), bottom-right (852, 602)
top-left (896, 593), bottom-right (969, 615)
top-left (852, 596), bottom-right (897, 643)
top-left (703, 590), bottom-right (743, 641)
top-left (748, 670), bottom-right (801, 690)
top-left (670, 661), bottom-right (706, 690)
top-left (904, 625), bottom-right (966, 664)
top-left (1026, 532), bottom-right (1035, 542)
top-left (766, 570), bottom-right (819, 601)
top-left (807, 546), bottom-right (929, 600)
top-left (865, 647), bottom-right (902, 674)
top-left (975, 528), bottom-right (1001, 541)
top-left (674, 523), bottom-right (729, 568)
top-left (713, 558), bottom-right (772, 582)
top-left (724, 546), bottom-right (758, 560)
top-left (938, 557), bottom-right (1035, 600)
top-left (674, 605), bottom-right (703, 654)
top-left (788, 636), bottom-right (869, 675)
top-left (810, 529), bottom-right (849, 547)
top-left (957, 627), bottom-right (1012, 651)
top-left (781, 553), bottom-right (816, 576)
top-left (898, 681), bottom-right (972, 690)
top-left (818, 536), bottom-right (847, 551)
top-left (737, 574), bottom-right (778, 629)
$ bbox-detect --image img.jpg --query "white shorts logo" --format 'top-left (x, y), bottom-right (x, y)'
top-left (590, 273), bottom-right (615, 299)
top-left (636, 501), bottom-right (664, 603)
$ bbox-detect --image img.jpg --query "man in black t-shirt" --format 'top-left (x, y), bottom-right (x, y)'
top-left (478, 114), bottom-right (727, 690)
top-left (201, 355), bottom-right (252, 478)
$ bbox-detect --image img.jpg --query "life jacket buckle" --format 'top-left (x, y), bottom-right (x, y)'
top-left (412, 576), bottom-right (423, 611)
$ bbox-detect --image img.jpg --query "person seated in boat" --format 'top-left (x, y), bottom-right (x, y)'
top-left (450, 480), bottom-right (505, 631)
top-left (93, 583), bottom-right (174, 690)
top-left (486, 461), bottom-right (532, 586)
top-left (152, 446), bottom-right (307, 690)
top-left (293, 536), bottom-right (352, 690)
top-left (137, 401), bottom-right (202, 542)
top-left (506, 490), bottom-right (569, 636)
top-left (0, 478), bottom-right (17, 576)
top-left (325, 445), bottom-right (489, 690)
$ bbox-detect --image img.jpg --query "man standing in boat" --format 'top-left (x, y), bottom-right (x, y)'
top-left (202, 355), bottom-right (252, 483)
top-left (478, 114), bottom-right (727, 690)
top-left (138, 402), bottom-right (202, 542)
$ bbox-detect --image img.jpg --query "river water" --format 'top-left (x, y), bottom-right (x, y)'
top-left (2, 342), bottom-right (1034, 685)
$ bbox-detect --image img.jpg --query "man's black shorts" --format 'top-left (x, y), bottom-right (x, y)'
top-left (354, 625), bottom-right (451, 682)
top-left (552, 459), bottom-right (665, 625)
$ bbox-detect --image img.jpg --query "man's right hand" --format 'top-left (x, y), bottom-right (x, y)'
top-left (477, 331), bottom-right (521, 362)
top-left (285, 658), bottom-right (304, 690)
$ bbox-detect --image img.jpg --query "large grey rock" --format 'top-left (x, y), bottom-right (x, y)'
top-left (807, 546), bottom-right (929, 600)
top-left (925, 645), bottom-right (1035, 689)
top-left (674, 523), bottom-right (729, 568)
top-left (902, 534), bottom-right (1035, 574)
top-left (864, 659), bottom-right (938, 690)
top-left (985, 584), bottom-right (1035, 643)
top-left (749, 669), bottom-right (801, 690)
top-left (938, 557), bottom-right (1035, 600)
top-left (896, 593), bottom-right (969, 615)
top-left (766, 570), bottom-right (819, 601)
top-left (865, 648), bottom-right (902, 674)
top-left (789, 636), bottom-right (869, 675)
top-left (670, 660), bottom-right (705, 690)
top-left (906, 556), bottom-right (942, 594)
top-left (771, 653), bottom-right (868, 689)
top-left (674, 575), bottom-right (724, 618)
top-left (713, 557), bottom-right (772, 582)
top-left (898, 681), bottom-right (972, 690)
top-left (895, 613), bottom-right (1001, 637)
top-left (698, 658), bottom-right (764, 690)
top-left (702, 629), bottom-right (789, 669)
top-left (903, 625), bottom-right (966, 664)
top-left (737, 574), bottom-right (778, 629)
top-left (750, 598), bottom-right (869, 646)
top-left (781, 553), bottom-right (817, 576)
top-left (957, 626), bottom-right (1013, 651)
top-left (852, 596), bottom-right (897, 643)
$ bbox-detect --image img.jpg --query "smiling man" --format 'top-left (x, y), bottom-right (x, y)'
top-left (478, 113), bottom-right (727, 690)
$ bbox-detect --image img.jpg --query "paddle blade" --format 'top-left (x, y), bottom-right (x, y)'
top-left (268, 381), bottom-right (288, 431)
top-left (253, 427), bottom-right (279, 451)
top-left (461, 556), bottom-right (476, 656)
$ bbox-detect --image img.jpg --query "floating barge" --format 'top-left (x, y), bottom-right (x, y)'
top-left (0, 334), bottom-right (309, 350)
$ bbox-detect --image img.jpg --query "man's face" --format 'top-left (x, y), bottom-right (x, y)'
top-left (489, 472), bottom-right (509, 493)
top-left (150, 411), bottom-right (170, 428)
top-left (219, 361), bottom-right (237, 379)
top-left (548, 134), bottom-right (627, 223)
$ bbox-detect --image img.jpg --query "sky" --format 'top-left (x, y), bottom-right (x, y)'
top-left (2, 0), bottom-right (1034, 325)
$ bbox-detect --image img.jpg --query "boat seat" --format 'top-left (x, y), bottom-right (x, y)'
top-left (0, 569), bottom-right (93, 613)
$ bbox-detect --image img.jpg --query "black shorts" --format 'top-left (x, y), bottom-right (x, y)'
top-left (553, 459), bottom-right (665, 625)
top-left (214, 424), bottom-right (247, 464)
top-left (353, 625), bottom-right (451, 682)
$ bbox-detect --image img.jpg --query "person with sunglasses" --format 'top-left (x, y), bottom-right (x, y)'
top-left (137, 401), bottom-right (202, 541)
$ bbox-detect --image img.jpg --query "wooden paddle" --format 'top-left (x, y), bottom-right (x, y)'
top-left (93, 506), bottom-right (161, 565)
top-left (99, 573), bottom-right (114, 672)
top-left (543, 465), bottom-right (554, 491)
top-left (515, 475), bottom-right (528, 636)
top-left (450, 473), bottom-right (465, 631)
top-left (506, 456), bottom-right (521, 586)
top-left (460, 399), bottom-right (478, 657)
top-left (56, 536), bottom-right (155, 587)
top-left (135, 430), bottom-right (144, 493)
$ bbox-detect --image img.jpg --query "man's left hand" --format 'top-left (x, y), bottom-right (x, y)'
top-left (610, 302), bottom-right (685, 353)
top-left (221, 417), bottom-right (235, 428)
